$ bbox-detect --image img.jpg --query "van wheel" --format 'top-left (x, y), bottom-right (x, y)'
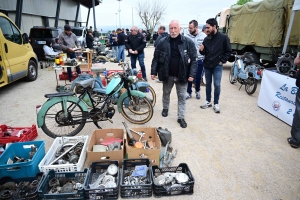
top-left (25, 60), bottom-right (38, 81)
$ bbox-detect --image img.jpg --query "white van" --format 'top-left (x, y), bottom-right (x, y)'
top-left (71, 27), bottom-right (87, 47)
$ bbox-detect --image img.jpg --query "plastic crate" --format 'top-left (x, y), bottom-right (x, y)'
top-left (0, 172), bottom-right (44, 200)
top-left (120, 159), bottom-right (152, 198)
top-left (0, 124), bottom-right (38, 153)
top-left (0, 141), bottom-right (45, 179)
top-left (151, 163), bottom-right (194, 197)
top-left (59, 71), bottom-right (79, 80)
top-left (84, 161), bottom-right (120, 200)
top-left (38, 135), bottom-right (88, 173)
top-left (38, 169), bottom-right (88, 200)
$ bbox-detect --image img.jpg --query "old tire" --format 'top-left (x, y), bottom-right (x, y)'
top-left (25, 60), bottom-right (38, 81)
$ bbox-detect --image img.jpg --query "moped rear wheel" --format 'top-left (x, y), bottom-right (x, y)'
top-left (229, 65), bottom-right (237, 84)
top-left (245, 76), bottom-right (257, 95)
top-left (41, 100), bottom-right (86, 138)
top-left (120, 96), bottom-right (153, 124)
top-left (138, 85), bottom-right (156, 108)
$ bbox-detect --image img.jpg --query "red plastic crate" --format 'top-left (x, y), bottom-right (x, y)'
top-left (58, 71), bottom-right (79, 80)
top-left (0, 124), bottom-right (38, 153)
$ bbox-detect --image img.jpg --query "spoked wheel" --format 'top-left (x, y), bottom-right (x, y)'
top-left (245, 75), bottom-right (257, 95)
top-left (138, 85), bottom-right (156, 108)
top-left (229, 65), bottom-right (237, 84)
top-left (73, 86), bottom-right (103, 107)
top-left (120, 96), bottom-right (153, 124)
top-left (41, 100), bottom-right (86, 138)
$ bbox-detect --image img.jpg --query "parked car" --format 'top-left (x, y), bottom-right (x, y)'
top-left (29, 26), bottom-right (63, 59)
top-left (71, 26), bottom-right (87, 48)
top-left (0, 12), bottom-right (38, 88)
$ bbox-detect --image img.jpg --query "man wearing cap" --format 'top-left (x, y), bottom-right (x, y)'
top-left (58, 24), bottom-right (81, 82)
top-left (184, 20), bottom-right (207, 100)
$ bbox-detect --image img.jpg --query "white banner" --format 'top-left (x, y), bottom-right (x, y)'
top-left (257, 70), bottom-right (298, 126)
top-left (293, 0), bottom-right (300, 11)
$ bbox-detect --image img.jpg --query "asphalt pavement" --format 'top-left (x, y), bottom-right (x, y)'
top-left (0, 46), bottom-right (299, 200)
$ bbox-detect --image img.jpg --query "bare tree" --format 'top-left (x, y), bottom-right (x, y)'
top-left (136, 0), bottom-right (167, 34)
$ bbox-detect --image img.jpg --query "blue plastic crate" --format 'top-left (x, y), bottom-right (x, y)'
top-left (0, 141), bottom-right (45, 178)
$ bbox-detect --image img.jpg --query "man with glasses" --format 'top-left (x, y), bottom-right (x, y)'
top-left (185, 20), bottom-right (206, 100)
top-left (126, 26), bottom-right (147, 81)
top-left (58, 24), bottom-right (81, 82)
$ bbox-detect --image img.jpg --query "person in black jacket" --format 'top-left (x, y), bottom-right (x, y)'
top-left (199, 18), bottom-right (231, 113)
top-left (126, 26), bottom-right (147, 80)
top-left (287, 53), bottom-right (300, 148)
top-left (86, 30), bottom-right (94, 49)
top-left (154, 25), bottom-right (168, 48)
top-left (116, 28), bottom-right (126, 62)
top-left (151, 20), bottom-right (198, 128)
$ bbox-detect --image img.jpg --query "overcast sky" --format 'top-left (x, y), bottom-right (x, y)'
top-left (80, 0), bottom-right (258, 31)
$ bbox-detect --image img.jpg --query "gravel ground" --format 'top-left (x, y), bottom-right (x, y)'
top-left (0, 46), bottom-right (299, 200)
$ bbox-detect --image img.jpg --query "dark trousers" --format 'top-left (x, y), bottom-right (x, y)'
top-left (67, 52), bottom-right (81, 81)
top-left (187, 60), bottom-right (204, 94)
top-left (291, 89), bottom-right (300, 145)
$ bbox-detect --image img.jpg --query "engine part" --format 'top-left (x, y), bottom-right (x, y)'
top-left (49, 178), bottom-right (60, 188)
top-left (68, 154), bottom-right (79, 164)
top-left (122, 121), bottom-right (136, 146)
top-left (175, 173), bottom-right (189, 184)
top-left (107, 164), bottom-right (118, 176)
top-left (74, 183), bottom-right (82, 190)
top-left (49, 142), bottom-right (83, 165)
top-left (154, 175), bottom-right (165, 185)
top-left (276, 53), bottom-right (295, 74)
top-left (0, 190), bottom-right (13, 199)
top-left (156, 127), bottom-right (172, 146)
top-left (60, 182), bottom-right (74, 193)
top-left (29, 145), bottom-right (38, 159)
top-left (107, 142), bottom-right (121, 151)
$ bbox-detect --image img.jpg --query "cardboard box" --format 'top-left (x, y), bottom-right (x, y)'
top-left (87, 129), bottom-right (124, 167)
top-left (125, 127), bottom-right (161, 166)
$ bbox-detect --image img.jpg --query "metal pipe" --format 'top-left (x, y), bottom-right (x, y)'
top-left (54, 0), bottom-right (62, 28)
top-left (92, 0), bottom-right (96, 31)
top-left (49, 142), bottom-right (80, 165)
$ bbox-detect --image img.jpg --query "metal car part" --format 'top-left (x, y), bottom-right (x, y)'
top-left (68, 154), bottom-right (79, 164)
top-left (49, 142), bottom-right (82, 165)
top-left (60, 182), bottom-right (74, 193)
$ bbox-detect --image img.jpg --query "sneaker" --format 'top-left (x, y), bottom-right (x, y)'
top-left (196, 92), bottom-right (200, 99)
top-left (213, 104), bottom-right (220, 113)
top-left (200, 101), bottom-right (212, 109)
top-left (185, 93), bottom-right (192, 100)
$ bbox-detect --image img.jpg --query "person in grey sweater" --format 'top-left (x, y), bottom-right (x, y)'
top-left (184, 20), bottom-right (207, 100)
top-left (58, 24), bottom-right (81, 82)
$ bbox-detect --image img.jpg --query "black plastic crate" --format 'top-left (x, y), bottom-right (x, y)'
top-left (84, 160), bottom-right (120, 200)
top-left (0, 172), bottom-right (44, 200)
top-left (38, 169), bottom-right (88, 200)
top-left (120, 159), bottom-right (152, 198)
top-left (151, 163), bottom-right (194, 197)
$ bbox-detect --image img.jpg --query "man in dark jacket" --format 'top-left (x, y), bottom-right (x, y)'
top-left (200, 18), bottom-right (231, 113)
top-left (154, 25), bottom-right (168, 48)
top-left (151, 20), bottom-right (198, 128)
top-left (126, 26), bottom-right (147, 80)
top-left (86, 29), bottom-right (94, 49)
top-left (287, 53), bottom-right (300, 148)
top-left (116, 28), bottom-right (126, 62)
top-left (110, 30), bottom-right (118, 58)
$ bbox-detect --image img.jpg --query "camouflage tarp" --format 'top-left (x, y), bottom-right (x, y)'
top-left (228, 0), bottom-right (300, 47)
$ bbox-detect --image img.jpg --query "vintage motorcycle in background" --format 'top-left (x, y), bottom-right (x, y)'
top-left (36, 65), bottom-right (154, 138)
top-left (229, 52), bottom-right (263, 95)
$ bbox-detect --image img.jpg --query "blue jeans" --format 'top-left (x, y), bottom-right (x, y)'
top-left (130, 53), bottom-right (146, 78)
top-left (187, 60), bottom-right (204, 94)
top-left (67, 52), bottom-right (81, 82)
top-left (112, 46), bottom-right (118, 58)
top-left (204, 65), bottom-right (222, 104)
top-left (117, 45), bottom-right (125, 62)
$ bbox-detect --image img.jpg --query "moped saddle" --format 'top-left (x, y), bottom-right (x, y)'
top-left (91, 66), bottom-right (106, 74)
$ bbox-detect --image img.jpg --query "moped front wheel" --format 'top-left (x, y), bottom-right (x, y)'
top-left (41, 100), bottom-right (87, 138)
top-left (138, 85), bottom-right (156, 108)
top-left (120, 96), bottom-right (153, 124)
top-left (229, 65), bottom-right (237, 84)
top-left (245, 76), bottom-right (257, 95)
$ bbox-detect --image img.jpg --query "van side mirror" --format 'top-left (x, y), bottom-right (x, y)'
top-left (22, 33), bottom-right (29, 44)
